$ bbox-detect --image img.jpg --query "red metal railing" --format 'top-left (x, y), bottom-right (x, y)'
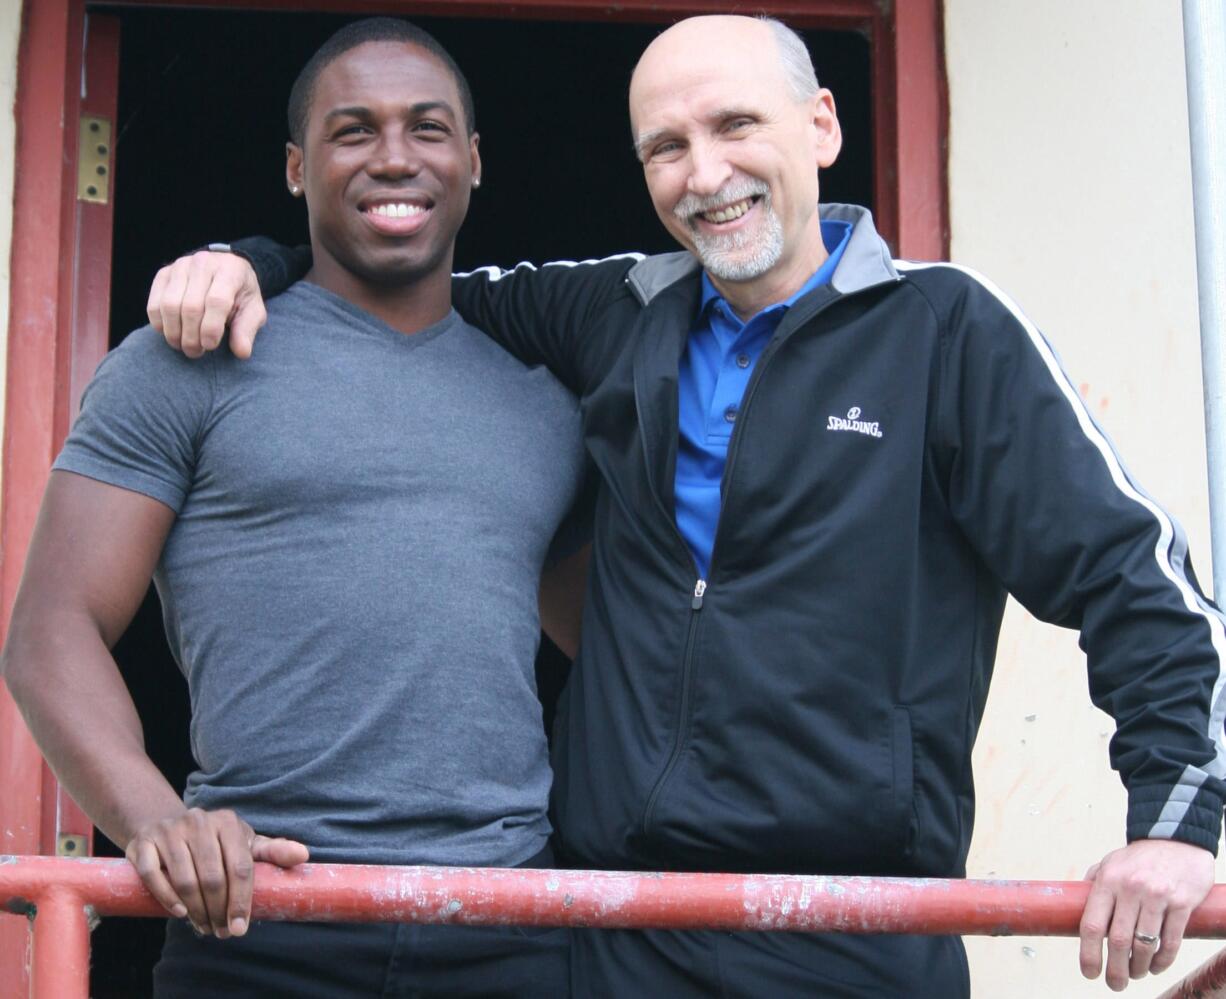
top-left (5, 855), bottom-right (1226, 997)
top-left (1157, 947), bottom-right (1226, 999)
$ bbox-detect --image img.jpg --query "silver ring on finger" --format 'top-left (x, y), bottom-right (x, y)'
top-left (1134, 931), bottom-right (1160, 947)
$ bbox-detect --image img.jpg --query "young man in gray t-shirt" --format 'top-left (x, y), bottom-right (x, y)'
top-left (0, 19), bottom-right (584, 997)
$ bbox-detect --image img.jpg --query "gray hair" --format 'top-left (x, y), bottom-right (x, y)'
top-left (761, 17), bottom-right (820, 101)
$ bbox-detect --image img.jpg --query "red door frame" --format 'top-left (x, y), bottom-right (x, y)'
top-left (0, 0), bottom-right (945, 989)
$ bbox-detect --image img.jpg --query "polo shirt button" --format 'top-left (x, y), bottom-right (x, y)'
top-left (736, 353), bottom-right (750, 369)
top-left (724, 405), bottom-right (738, 423)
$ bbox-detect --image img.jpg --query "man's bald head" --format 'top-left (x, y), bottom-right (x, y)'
top-left (627, 15), bottom-right (842, 314)
top-left (631, 16), bottom-right (818, 133)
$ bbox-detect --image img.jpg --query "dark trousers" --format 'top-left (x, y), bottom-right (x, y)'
top-left (570, 927), bottom-right (970, 998)
top-left (153, 919), bottom-right (569, 998)
top-left (151, 846), bottom-right (568, 998)
top-left (154, 923), bottom-right (964, 998)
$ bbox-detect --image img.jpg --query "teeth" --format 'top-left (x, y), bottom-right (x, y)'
top-left (369, 203), bottom-right (425, 218)
top-left (701, 198), bottom-right (753, 224)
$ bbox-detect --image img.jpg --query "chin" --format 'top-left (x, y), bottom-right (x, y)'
top-left (352, 251), bottom-right (446, 288)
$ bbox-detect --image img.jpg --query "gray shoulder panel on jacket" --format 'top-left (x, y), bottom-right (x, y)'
top-left (821, 203), bottom-right (901, 295)
top-left (625, 204), bottom-right (901, 306)
top-left (626, 251), bottom-right (702, 306)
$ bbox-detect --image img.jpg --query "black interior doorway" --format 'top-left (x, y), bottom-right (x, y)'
top-left (92, 7), bottom-right (872, 994)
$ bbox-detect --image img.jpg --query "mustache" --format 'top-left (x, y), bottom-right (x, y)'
top-left (673, 180), bottom-right (770, 222)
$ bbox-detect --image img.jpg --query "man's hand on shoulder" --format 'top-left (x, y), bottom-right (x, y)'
top-left (147, 250), bottom-right (267, 360)
top-left (125, 807), bottom-right (308, 939)
top-left (1079, 838), bottom-right (1215, 991)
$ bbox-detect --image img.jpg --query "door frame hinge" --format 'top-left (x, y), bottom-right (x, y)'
top-left (77, 114), bottom-right (112, 204)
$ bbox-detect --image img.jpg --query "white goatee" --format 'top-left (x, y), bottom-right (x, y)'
top-left (673, 180), bottom-right (784, 282)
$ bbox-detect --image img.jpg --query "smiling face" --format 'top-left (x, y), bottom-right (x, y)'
top-left (286, 40), bottom-right (480, 311)
top-left (630, 17), bottom-right (841, 310)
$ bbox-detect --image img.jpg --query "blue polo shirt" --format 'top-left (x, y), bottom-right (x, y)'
top-left (675, 220), bottom-right (852, 578)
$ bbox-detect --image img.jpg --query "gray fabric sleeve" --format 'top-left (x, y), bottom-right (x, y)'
top-left (53, 327), bottom-right (215, 513)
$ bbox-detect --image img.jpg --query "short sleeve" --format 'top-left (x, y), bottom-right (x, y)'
top-left (53, 326), bottom-right (215, 513)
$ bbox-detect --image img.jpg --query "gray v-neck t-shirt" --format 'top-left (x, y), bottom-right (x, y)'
top-left (55, 281), bottom-right (586, 866)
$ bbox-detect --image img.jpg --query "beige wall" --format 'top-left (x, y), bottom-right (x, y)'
top-left (0, 0), bottom-right (19, 467)
top-left (946, 1), bottom-right (1222, 994)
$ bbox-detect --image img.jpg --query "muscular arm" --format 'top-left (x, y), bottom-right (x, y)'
top-left (0, 471), bottom-right (306, 937)
top-left (1, 472), bottom-right (183, 847)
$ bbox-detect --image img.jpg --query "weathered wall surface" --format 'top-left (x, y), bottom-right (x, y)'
top-left (0, 0), bottom-right (20, 477)
top-left (946, 1), bottom-right (1223, 994)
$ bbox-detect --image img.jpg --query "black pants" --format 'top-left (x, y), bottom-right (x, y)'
top-left (153, 919), bottom-right (569, 998)
top-left (155, 923), bottom-right (964, 998)
top-left (151, 847), bottom-right (568, 998)
top-left (570, 927), bottom-right (970, 998)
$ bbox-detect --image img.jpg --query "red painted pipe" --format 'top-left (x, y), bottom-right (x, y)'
top-left (5, 855), bottom-right (1226, 937)
top-left (28, 886), bottom-right (89, 998)
top-left (1155, 945), bottom-right (1226, 999)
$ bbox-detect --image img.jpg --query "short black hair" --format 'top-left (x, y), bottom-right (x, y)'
top-left (287, 18), bottom-right (476, 145)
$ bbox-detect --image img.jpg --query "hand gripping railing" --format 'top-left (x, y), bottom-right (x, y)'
top-left (5, 856), bottom-right (1226, 998)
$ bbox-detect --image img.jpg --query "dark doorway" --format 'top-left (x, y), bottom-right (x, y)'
top-left (91, 7), bottom-right (872, 994)
top-left (104, 9), bottom-right (872, 339)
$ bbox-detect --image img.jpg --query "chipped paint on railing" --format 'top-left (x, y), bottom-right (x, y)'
top-left (6, 856), bottom-right (1223, 937)
top-left (5, 856), bottom-right (1226, 998)
top-left (2, 896), bottom-right (34, 917)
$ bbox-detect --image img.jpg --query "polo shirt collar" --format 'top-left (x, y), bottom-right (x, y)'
top-left (698, 219), bottom-right (854, 324)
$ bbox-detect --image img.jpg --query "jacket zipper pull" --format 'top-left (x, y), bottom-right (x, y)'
top-left (692, 579), bottom-right (707, 610)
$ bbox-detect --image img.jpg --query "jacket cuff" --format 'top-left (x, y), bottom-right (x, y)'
top-left (1127, 784), bottom-right (1223, 855)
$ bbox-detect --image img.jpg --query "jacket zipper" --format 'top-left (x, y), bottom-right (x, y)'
top-left (638, 295), bottom-right (852, 841)
top-left (641, 577), bottom-right (706, 836)
top-left (708, 292), bottom-right (845, 571)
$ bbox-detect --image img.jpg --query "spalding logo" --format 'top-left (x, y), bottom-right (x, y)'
top-left (826, 406), bottom-right (883, 438)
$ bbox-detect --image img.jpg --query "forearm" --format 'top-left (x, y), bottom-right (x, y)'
top-left (3, 612), bottom-right (185, 849)
top-left (450, 258), bottom-right (636, 393)
top-left (230, 237), bottom-right (311, 298)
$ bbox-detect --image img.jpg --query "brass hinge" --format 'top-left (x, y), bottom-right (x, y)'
top-left (57, 833), bottom-right (87, 857)
top-left (77, 114), bottom-right (112, 204)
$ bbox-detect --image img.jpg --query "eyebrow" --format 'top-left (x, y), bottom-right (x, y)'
top-left (632, 108), bottom-right (760, 161)
top-left (406, 100), bottom-right (458, 120)
top-left (323, 100), bottom-right (458, 125)
top-left (632, 128), bottom-right (671, 161)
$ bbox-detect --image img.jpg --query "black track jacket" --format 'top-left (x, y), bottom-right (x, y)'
top-left (243, 204), bottom-right (1226, 878)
